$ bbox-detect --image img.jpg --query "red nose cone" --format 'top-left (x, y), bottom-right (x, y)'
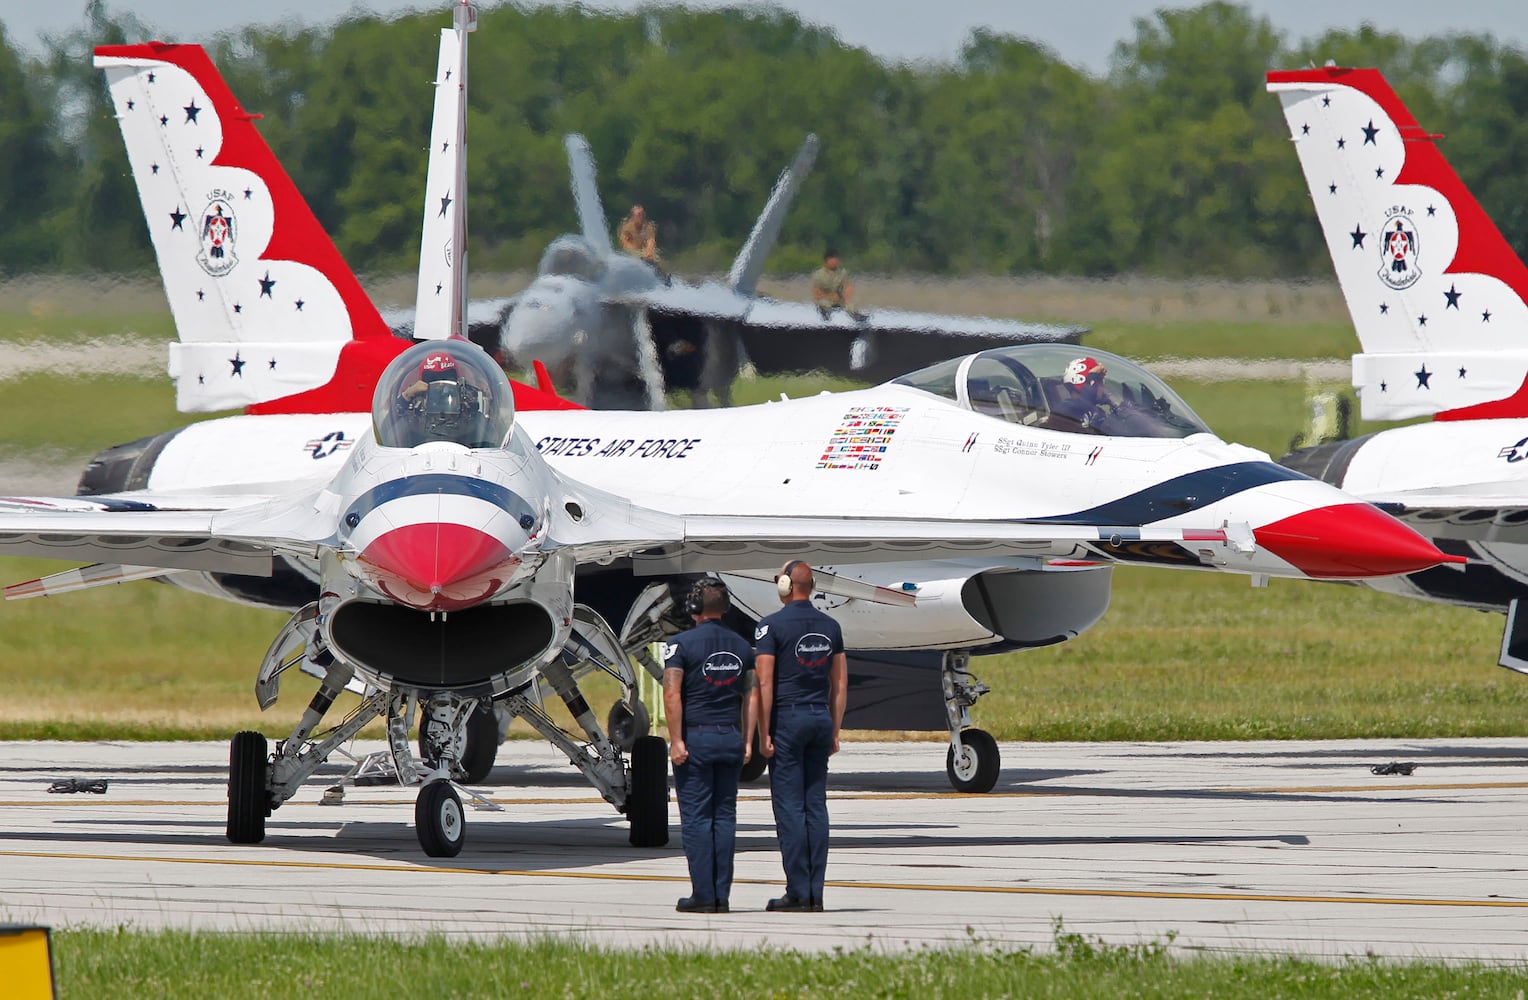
top-left (361, 522), bottom-right (517, 610)
top-left (1253, 503), bottom-right (1465, 579)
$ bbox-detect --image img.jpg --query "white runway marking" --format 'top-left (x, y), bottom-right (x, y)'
top-left (3, 738), bottom-right (1525, 959)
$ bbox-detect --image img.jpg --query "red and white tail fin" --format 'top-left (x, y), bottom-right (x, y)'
top-left (94, 43), bottom-right (406, 414)
top-left (1268, 66), bottom-right (1528, 422)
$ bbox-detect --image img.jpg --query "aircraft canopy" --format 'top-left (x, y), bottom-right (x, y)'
top-left (894, 344), bottom-right (1210, 439)
top-left (373, 340), bottom-right (515, 449)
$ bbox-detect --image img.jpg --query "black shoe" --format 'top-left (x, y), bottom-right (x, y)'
top-left (766, 895), bottom-right (813, 912)
top-left (808, 899), bottom-right (824, 912)
top-left (716, 899), bottom-right (729, 913)
top-left (676, 896), bottom-right (720, 913)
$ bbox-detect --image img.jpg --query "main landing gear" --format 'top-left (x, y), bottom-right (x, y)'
top-left (942, 650), bottom-right (1000, 793)
top-left (229, 606), bottom-right (663, 855)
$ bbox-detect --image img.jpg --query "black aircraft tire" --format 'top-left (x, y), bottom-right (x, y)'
top-left (459, 704), bottom-right (501, 785)
top-left (627, 735), bottom-right (670, 848)
top-left (227, 730), bottom-right (269, 844)
top-left (416, 780), bottom-right (466, 857)
top-left (946, 728), bottom-right (1001, 794)
top-left (740, 730), bottom-right (768, 783)
top-left (607, 699), bottom-right (651, 753)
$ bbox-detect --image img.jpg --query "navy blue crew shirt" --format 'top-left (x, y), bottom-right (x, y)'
top-left (754, 599), bottom-right (844, 709)
top-left (663, 619), bottom-right (755, 726)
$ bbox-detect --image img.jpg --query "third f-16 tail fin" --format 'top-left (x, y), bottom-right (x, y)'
top-left (95, 43), bottom-right (404, 415)
top-left (1269, 67), bottom-right (1528, 422)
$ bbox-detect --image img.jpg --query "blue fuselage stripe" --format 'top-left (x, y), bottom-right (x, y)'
top-left (1034, 462), bottom-right (1309, 525)
top-left (346, 474), bottom-right (534, 524)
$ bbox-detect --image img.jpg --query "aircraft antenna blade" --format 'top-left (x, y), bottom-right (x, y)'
top-left (412, 2), bottom-right (477, 340)
top-left (727, 133), bottom-right (819, 295)
top-left (566, 134), bottom-right (613, 257)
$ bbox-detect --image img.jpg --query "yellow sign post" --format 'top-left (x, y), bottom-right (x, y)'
top-left (0, 925), bottom-right (56, 999)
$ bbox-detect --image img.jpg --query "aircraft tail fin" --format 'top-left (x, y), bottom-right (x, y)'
top-left (1268, 67), bottom-right (1528, 421)
top-left (728, 134), bottom-right (819, 295)
top-left (565, 134), bottom-right (613, 257)
top-left (94, 43), bottom-right (405, 415)
top-left (412, 2), bottom-right (476, 341)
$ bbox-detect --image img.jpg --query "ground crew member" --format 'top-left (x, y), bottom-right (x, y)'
top-left (755, 560), bottom-right (847, 912)
top-left (618, 204), bottom-right (659, 262)
top-left (663, 577), bottom-right (756, 913)
top-left (810, 248), bottom-right (865, 321)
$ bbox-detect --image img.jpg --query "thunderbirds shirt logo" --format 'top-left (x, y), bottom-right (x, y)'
top-left (1378, 209), bottom-right (1420, 290)
top-left (198, 193), bottom-right (240, 277)
top-left (794, 633), bottom-right (833, 669)
top-left (700, 651), bottom-right (744, 687)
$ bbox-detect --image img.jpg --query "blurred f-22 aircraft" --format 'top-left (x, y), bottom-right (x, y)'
top-left (497, 136), bottom-right (1086, 409)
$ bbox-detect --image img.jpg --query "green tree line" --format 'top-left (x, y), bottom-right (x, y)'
top-left (4, 1), bottom-right (1528, 279)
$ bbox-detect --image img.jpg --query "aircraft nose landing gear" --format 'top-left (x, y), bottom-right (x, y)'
top-left (416, 779), bottom-right (466, 857)
top-left (942, 651), bottom-right (1000, 793)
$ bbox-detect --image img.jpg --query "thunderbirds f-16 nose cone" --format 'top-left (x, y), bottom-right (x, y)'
top-left (360, 522), bottom-right (517, 611)
top-left (1252, 503), bottom-right (1464, 579)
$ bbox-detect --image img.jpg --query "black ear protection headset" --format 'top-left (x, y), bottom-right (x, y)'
top-left (777, 560), bottom-right (806, 599)
top-left (684, 577), bottom-right (728, 617)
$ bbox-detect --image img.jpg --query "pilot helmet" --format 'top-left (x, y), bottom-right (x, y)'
top-left (420, 352), bottom-right (459, 383)
top-left (1064, 357), bottom-right (1108, 389)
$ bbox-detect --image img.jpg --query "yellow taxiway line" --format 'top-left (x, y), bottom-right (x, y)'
top-left (7, 779), bottom-right (1528, 810)
top-left (0, 848), bottom-right (1523, 909)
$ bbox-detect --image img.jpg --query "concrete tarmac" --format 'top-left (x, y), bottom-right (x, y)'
top-left (3, 737), bottom-right (1528, 962)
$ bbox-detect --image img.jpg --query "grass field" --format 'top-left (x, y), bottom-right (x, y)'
top-left (48, 927), bottom-right (1528, 998)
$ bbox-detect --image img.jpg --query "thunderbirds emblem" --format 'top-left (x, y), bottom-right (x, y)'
top-left (1378, 211), bottom-right (1420, 290)
top-left (197, 196), bottom-right (239, 277)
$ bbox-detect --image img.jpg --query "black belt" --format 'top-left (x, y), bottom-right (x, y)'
top-left (776, 703), bottom-right (828, 712)
top-left (686, 723), bottom-right (739, 732)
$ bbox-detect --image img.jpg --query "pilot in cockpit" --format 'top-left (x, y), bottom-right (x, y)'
top-left (1052, 356), bottom-right (1114, 431)
top-left (398, 352), bottom-right (482, 442)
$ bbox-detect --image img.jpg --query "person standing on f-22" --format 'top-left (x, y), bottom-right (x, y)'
top-left (754, 560), bottom-right (846, 913)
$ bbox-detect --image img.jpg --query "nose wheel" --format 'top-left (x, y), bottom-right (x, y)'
top-left (946, 728), bottom-right (1000, 793)
top-left (416, 780), bottom-right (466, 857)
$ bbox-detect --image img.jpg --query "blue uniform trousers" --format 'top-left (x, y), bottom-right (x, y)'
top-left (769, 705), bottom-right (833, 903)
top-left (673, 724), bottom-right (744, 904)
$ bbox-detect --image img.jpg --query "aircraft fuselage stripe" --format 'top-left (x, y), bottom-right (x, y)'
top-left (346, 473), bottom-right (534, 525)
top-left (1035, 461), bottom-right (1309, 525)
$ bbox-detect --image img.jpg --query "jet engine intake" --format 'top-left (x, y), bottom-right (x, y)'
top-left (327, 598), bottom-right (555, 691)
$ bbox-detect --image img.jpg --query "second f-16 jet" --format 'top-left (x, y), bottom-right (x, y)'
top-left (1269, 64), bottom-right (1528, 670)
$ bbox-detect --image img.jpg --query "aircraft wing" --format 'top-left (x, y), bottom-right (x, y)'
top-left (548, 486), bottom-right (1235, 574)
top-left (1354, 484), bottom-right (1528, 545)
top-left (0, 489), bottom-right (337, 575)
top-left (609, 283), bottom-right (1086, 383)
